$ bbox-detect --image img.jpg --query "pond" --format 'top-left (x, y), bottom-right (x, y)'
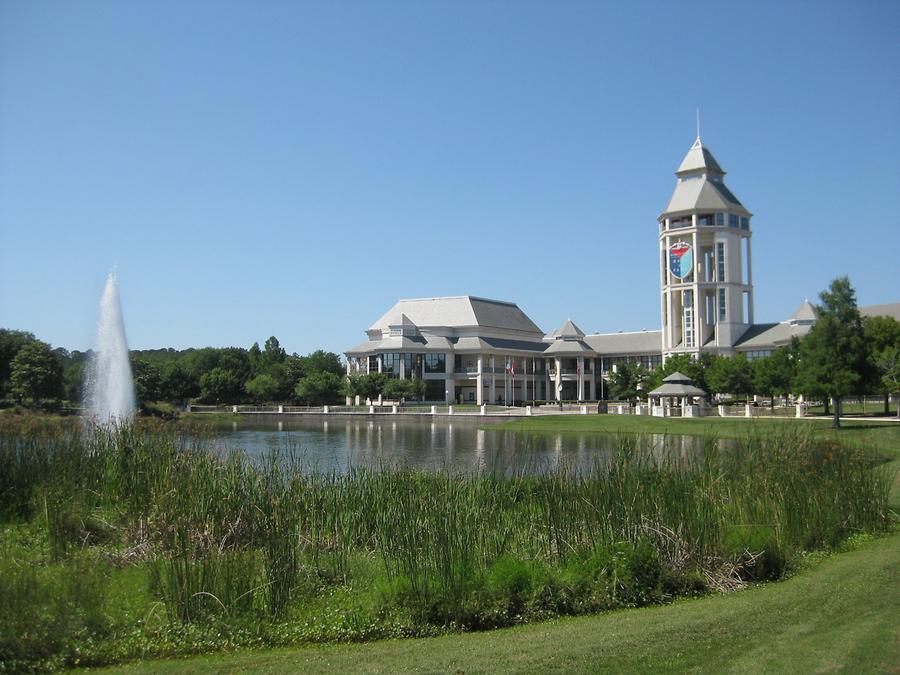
top-left (202, 416), bottom-right (711, 474)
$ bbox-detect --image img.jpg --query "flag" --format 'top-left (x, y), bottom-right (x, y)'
top-left (510, 360), bottom-right (516, 377)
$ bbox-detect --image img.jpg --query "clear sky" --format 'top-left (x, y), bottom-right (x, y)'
top-left (1, 0), bottom-right (898, 356)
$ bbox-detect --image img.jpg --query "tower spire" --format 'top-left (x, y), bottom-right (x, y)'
top-left (696, 108), bottom-right (701, 141)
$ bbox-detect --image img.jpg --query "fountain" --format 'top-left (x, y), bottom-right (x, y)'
top-left (84, 272), bottom-right (135, 425)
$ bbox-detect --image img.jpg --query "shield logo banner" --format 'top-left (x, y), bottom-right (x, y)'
top-left (669, 242), bottom-right (693, 280)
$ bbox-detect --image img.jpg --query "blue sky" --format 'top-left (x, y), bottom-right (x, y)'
top-left (1, 0), bottom-right (898, 355)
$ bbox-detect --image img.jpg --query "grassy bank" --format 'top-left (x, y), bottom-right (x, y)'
top-left (101, 531), bottom-right (900, 674)
top-left (0, 416), bottom-right (895, 671)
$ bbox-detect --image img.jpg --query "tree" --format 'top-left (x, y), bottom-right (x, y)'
top-left (294, 371), bottom-right (343, 405)
top-left (245, 373), bottom-right (281, 403)
top-left (131, 358), bottom-right (163, 404)
top-left (8, 341), bottom-right (64, 403)
top-left (751, 347), bottom-right (796, 408)
top-left (199, 367), bottom-right (243, 404)
top-left (0, 329), bottom-right (37, 395)
top-left (607, 361), bottom-right (647, 403)
top-left (383, 377), bottom-right (426, 402)
top-left (794, 277), bottom-right (868, 428)
top-left (863, 316), bottom-right (900, 415)
top-left (706, 354), bottom-right (752, 399)
top-left (262, 336), bottom-right (286, 371)
top-left (343, 372), bottom-right (388, 402)
top-left (297, 350), bottom-right (344, 378)
top-left (160, 361), bottom-right (197, 402)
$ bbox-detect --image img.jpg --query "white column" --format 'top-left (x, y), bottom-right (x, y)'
top-left (476, 354), bottom-right (484, 406)
top-left (555, 357), bottom-right (562, 401)
top-left (377, 355), bottom-right (383, 373)
top-left (489, 355), bottom-right (496, 404)
top-left (577, 356), bottom-right (584, 401)
top-left (445, 352), bottom-right (454, 404)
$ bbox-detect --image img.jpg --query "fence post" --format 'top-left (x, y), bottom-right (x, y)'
top-left (480, 405), bottom-right (486, 416)
top-left (796, 403), bottom-right (805, 418)
top-left (745, 403), bottom-right (753, 418)
top-left (718, 404), bottom-right (726, 417)
top-left (430, 405), bottom-right (436, 414)
top-left (392, 405), bottom-right (397, 414)
top-left (278, 405), bottom-right (284, 414)
top-left (369, 405), bottom-right (375, 414)
top-left (323, 405), bottom-right (329, 414)
top-left (232, 405), bottom-right (238, 414)
top-left (526, 405), bottom-right (532, 416)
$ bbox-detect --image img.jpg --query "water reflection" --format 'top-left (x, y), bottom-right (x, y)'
top-left (204, 416), bottom-right (712, 475)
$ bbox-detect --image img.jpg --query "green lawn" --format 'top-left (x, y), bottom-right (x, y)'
top-left (98, 531), bottom-right (899, 674)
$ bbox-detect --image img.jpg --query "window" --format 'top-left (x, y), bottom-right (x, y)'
top-left (382, 352), bottom-right (401, 378)
top-left (683, 290), bottom-right (694, 348)
top-left (424, 379), bottom-right (445, 400)
top-left (740, 216), bottom-right (749, 230)
top-left (715, 212), bottom-right (724, 226)
top-left (424, 353), bottom-right (446, 373)
top-left (719, 288), bottom-right (727, 321)
top-left (728, 214), bottom-right (739, 228)
top-left (698, 214), bottom-right (713, 226)
top-left (368, 355), bottom-right (378, 373)
top-left (717, 242), bottom-right (725, 281)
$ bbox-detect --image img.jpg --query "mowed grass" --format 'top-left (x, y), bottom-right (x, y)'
top-left (99, 531), bottom-right (899, 674)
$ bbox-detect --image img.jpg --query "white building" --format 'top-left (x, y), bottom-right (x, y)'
top-left (344, 135), bottom-right (899, 403)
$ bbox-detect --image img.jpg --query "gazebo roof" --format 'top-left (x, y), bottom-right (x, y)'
top-left (648, 371), bottom-right (706, 398)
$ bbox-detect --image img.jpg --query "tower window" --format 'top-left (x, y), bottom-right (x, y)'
top-left (717, 242), bottom-right (725, 282)
top-left (719, 288), bottom-right (726, 321)
top-left (728, 214), bottom-right (739, 228)
top-left (740, 216), bottom-right (749, 230)
top-left (716, 212), bottom-right (724, 226)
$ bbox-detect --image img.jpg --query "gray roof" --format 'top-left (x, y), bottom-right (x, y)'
top-left (368, 296), bottom-right (543, 334)
top-left (549, 319), bottom-right (586, 339)
top-left (676, 138), bottom-right (724, 175)
top-left (584, 330), bottom-right (662, 355)
top-left (648, 382), bottom-right (707, 397)
top-left (543, 339), bottom-right (595, 356)
top-left (860, 302), bottom-right (900, 322)
top-left (788, 300), bottom-right (817, 324)
top-left (662, 177), bottom-right (747, 217)
top-left (663, 371), bottom-right (693, 384)
top-left (734, 322), bottom-right (812, 350)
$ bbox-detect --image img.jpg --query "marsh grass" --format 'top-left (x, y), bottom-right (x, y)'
top-left (0, 416), bottom-right (894, 670)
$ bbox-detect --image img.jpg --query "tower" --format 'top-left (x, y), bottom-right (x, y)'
top-left (658, 136), bottom-right (753, 358)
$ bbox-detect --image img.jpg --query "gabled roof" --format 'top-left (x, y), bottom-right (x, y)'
top-left (676, 137), bottom-right (724, 175)
top-left (549, 319), bottom-right (585, 339)
top-left (367, 296), bottom-right (543, 334)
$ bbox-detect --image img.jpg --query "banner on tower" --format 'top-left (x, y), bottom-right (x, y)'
top-left (668, 241), bottom-right (693, 280)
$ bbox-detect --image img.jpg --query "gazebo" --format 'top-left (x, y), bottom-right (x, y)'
top-left (648, 372), bottom-right (707, 417)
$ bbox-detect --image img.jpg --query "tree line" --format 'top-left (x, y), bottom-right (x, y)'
top-left (607, 277), bottom-right (900, 427)
top-left (0, 333), bottom-right (348, 409)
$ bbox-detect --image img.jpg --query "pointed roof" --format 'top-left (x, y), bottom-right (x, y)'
top-left (661, 137), bottom-right (749, 218)
top-left (386, 311), bottom-right (416, 327)
top-left (676, 137), bottom-right (724, 175)
top-left (788, 300), bottom-right (817, 325)
top-left (543, 339), bottom-right (594, 356)
top-left (549, 319), bottom-right (585, 339)
top-left (663, 371), bottom-right (693, 384)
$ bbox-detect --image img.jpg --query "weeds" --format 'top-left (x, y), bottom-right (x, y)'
top-left (0, 416), bottom-right (894, 670)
